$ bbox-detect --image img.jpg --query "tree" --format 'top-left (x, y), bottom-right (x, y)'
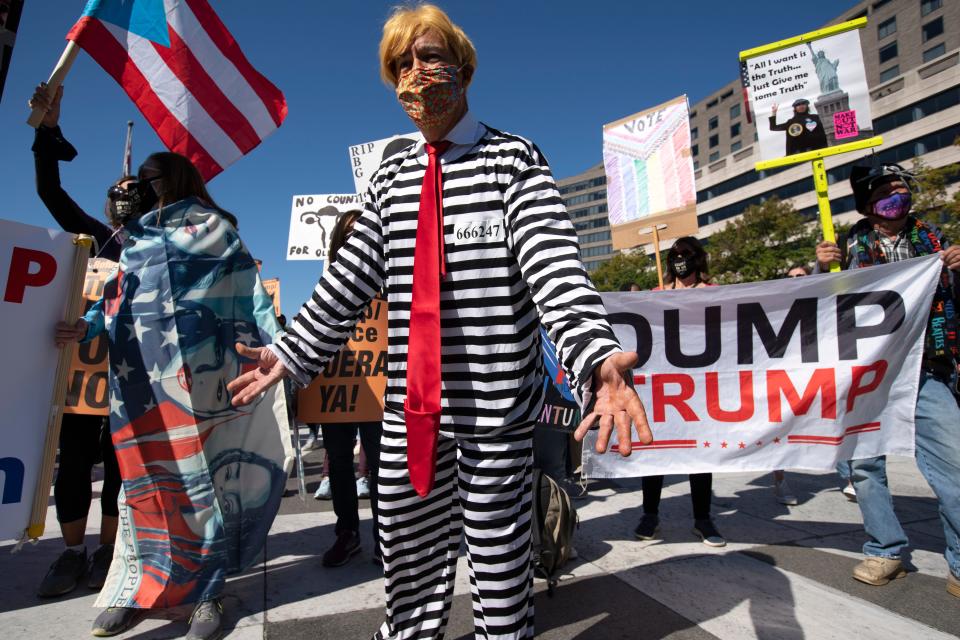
top-left (910, 151), bottom-right (960, 239)
top-left (707, 197), bottom-right (819, 283)
top-left (589, 250), bottom-right (660, 292)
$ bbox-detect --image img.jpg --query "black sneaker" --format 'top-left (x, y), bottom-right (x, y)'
top-left (322, 531), bottom-right (361, 567)
top-left (692, 519), bottom-right (726, 547)
top-left (91, 607), bottom-right (142, 637)
top-left (37, 548), bottom-right (87, 597)
top-left (186, 599), bottom-right (224, 640)
top-left (87, 544), bottom-right (114, 590)
top-left (634, 514), bottom-right (660, 540)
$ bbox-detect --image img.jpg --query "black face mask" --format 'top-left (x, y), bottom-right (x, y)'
top-left (136, 179), bottom-right (161, 214)
top-left (670, 256), bottom-right (694, 279)
top-left (106, 184), bottom-right (143, 227)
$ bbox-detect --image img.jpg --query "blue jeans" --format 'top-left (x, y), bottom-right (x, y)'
top-left (851, 372), bottom-right (960, 577)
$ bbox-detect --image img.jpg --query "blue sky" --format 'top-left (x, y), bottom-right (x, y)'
top-left (1, 0), bottom-right (848, 316)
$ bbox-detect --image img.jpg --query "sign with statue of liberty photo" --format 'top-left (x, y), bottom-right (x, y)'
top-left (742, 28), bottom-right (873, 163)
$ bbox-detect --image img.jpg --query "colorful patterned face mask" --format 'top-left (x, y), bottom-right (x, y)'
top-left (872, 191), bottom-right (912, 220)
top-left (396, 64), bottom-right (463, 129)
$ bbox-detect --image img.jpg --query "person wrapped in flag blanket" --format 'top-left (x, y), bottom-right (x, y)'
top-left (54, 152), bottom-right (288, 640)
top-left (227, 5), bottom-right (653, 639)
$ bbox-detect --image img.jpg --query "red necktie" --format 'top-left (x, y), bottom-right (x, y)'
top-left (405, 140), bottom-right (451, 498)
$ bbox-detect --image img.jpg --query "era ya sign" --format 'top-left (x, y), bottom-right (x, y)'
top-left (585, 255), bottom-right (942, 478)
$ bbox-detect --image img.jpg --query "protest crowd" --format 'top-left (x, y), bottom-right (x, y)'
top-left (4, 2), bottom-right (960, 639)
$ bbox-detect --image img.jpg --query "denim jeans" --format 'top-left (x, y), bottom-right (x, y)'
top-left (851, 372), bottom-right (960, 577)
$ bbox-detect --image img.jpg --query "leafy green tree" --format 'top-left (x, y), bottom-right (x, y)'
top-left (707, 197), bottom-right (819, 283)
top-left (910, 152), bottom-right (960, 239)
top-left (589, 250), bottom-right (660, 292)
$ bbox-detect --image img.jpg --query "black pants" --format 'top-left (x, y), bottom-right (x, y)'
top-left (642, 473), bottom-right (713, 521)
top-left (532, 424), bottom-right (570, 483)
top-left (54, 413), bottom-right (121, 523)
top-left (320, 422), bottom-right (381, 543)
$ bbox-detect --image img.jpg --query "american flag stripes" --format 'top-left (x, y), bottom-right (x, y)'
top-left (67, 0), bottom-right (287, 180)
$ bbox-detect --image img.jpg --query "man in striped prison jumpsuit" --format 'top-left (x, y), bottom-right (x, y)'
top-left (228, 5), bottom-right (652, 639)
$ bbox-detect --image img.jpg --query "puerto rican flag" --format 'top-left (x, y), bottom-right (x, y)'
top-left (67, 0), bottom-right (287, 180)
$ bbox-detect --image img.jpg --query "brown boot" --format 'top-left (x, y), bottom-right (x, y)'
top-left (852, 557), bottom-right (907, 586)
top-left (948, 572), bottom-right (960, 598)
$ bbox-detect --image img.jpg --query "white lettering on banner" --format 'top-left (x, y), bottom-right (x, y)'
top-left (0, 219), bottom-right (79, 540)
top-left (583, 255), bottom-right (943, 478)
top-left (453, 219), bottom-right (505, 245)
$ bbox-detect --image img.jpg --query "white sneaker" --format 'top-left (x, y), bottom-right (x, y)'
top-left (774, 478), bottom-right (799, 506)
top-left (313, 477), bottom-right (332, 500)
top-left (302, 434), bottom-right (319, 452)
top-left (843, 481), bottom-right (857, 502)
top-left (356, 476), bottom-right (370, 498)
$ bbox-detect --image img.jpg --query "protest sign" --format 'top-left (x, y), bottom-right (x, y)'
top-left (0, 219), bottom-right (89, 541)
top-left (263, 277), bottom-right (281, 316)
top-left (63, 258), bottom-right (115, 416)
top-left (743, 27), bottom-right (872, 164)
top-left (349, 132), bottom-right (421, 194)
top-left (537, 328), bottom-right (580, 431)
top-left (287, 193), bottom-right (363, 262)
top-left (603, 95), bottom-right (698, 251)
top-left (583, 255), bottom-right (942, 478)
top-left (297, 297), bottom-right (387, 423)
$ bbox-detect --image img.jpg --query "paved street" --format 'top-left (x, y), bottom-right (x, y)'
top-left (2, 444), bottom-right (958, 639)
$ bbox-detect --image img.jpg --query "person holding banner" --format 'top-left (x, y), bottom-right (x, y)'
top-left (227, 5), bottom-right (652, 638)
top-left (54, 152), bottom-right (287, 640)
top-left (29, 83), bottom-right (126, 597)
top-left (815, 163), bottom-right (960, 595)
top-left (635, 237), bottom-right (726, 547)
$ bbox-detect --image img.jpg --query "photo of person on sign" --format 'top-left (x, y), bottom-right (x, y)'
top-left (768, 98), bottom-right (828, 156)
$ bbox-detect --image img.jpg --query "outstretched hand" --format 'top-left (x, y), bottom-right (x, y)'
top-left (227, 343), bottom-right (289, 407)
top-left (574, 352), bottom-right (653, 456)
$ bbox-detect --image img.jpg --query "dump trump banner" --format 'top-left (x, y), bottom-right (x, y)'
top-left (297, 297), bottom-right (387, 423)
top-left (584, 255), bottom-right (942, 478)
top-left (603, 95), bottom-right (698, 250)
top-left (350, 132), bottom-right (421, 194)
top-left (287, 193), bottom-right (363, 262)
top-left (64, 258), bottom-right (116, 416)
top-left (1, 219), bottom-right (88, 541)
top-left (743, 28), bottom-right (873, 163)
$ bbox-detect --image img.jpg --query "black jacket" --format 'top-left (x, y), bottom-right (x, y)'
top-left (768, 113), bottom-right (828, 156)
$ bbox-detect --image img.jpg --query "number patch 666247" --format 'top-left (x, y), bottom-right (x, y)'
top-left (453, 219), bottom-right (505, 244)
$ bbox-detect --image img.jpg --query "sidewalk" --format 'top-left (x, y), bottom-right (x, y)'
top-left (2, 455), bottom-right (957, 639)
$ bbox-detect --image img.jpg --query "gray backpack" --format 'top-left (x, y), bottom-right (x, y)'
top-left (531, 469), bottom-right (578, 595)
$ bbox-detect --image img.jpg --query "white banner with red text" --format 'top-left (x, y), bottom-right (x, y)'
top-left (584, 255), bottom-right (942, 478)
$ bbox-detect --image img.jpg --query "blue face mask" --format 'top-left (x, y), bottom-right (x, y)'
top-left (872, 191), bottom-right (912, 220)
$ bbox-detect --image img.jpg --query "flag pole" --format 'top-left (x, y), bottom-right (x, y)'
top-left (122, 120), bottom-right (134, 177)
top-left (26, 41), bottom-right (80, 128)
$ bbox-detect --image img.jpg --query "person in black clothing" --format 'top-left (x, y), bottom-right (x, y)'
top-left (29, 83), bottom-right (125, 598)
top-left (768, 98), bottom-right (828, 156)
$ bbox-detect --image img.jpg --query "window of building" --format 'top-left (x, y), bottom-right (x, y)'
top-left (730, 122), bottom-right (741, 138)
top-left (720, 89), bottom-right (733, 100)
top-left (706, 98), bottom-right (718, 108)
top-left (692, 144), bottom-right (699, 156)
top-left (691, 127), bottom-right (698, 140)
top-left (708, 116), bottom-right (718, 130)
top-left (871, 0), bottom-right (891, 8)
top-left (709, 134), bottom-right (719, 148)
top-left (729, 103), bottom-right (740, 119)
top-left (848, 9), bottom-right (867, 20)
top-left (924, 43), bottom-right (946, 62)
top-left (689, 110), bottom-right (697, 119)
top-left (693, 161), bottom-right (700, 170)
top-left (709, 151), bottom-right (720, 163)
top-left (731, 140), bottom-right (742, 152)
top-left (879, 65), bottom-right (900, 83)
top-left (922, 17), bottom-right (944, 42)
top-left (922, 0), bottom-right (942, 18)
top-left (879, 42), bottom-right (898, 64)
top-left (877, 16), bottom-right (896, 39)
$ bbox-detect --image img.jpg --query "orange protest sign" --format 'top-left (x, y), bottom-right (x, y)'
top-left (63, 258), bottom-right (115, 415)
top-left (296, 297), bottom-right (387, 424)
top-left (262, 277), bottom-right (281, 316)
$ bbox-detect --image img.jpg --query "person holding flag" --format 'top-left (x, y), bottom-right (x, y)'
top-left (227, 5), bottom-right (652, 639)
top-left (54, 152), bottom-right (288, 639)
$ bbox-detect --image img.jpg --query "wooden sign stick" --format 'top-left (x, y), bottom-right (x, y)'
top-left (26, 41), bottom-right (80, 128)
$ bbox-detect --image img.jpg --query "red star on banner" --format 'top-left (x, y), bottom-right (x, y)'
top-left (738, 442), bottom-right (746, 449)
top-left (703, 441), bottom-right (711, 448)
top-left (774, 437), bottom-right (782, 444)
top-left (721, 441), bottom-right (728, 449)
